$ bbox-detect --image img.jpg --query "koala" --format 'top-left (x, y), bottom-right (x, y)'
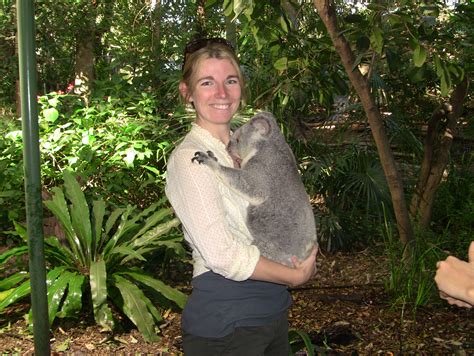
top-left (192, 111), bottom-right (317, 266)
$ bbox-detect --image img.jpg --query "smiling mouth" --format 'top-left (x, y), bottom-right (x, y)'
top-left (211, 104), bottom-right (231, 110)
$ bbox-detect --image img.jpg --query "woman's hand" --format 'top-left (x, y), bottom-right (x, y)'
top-left (289, 245), bottom-right (318, 287)
top-left (251, 244), bottom-right (319, 287)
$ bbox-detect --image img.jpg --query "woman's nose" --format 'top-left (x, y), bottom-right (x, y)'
top-left (215, 83), bottom-right (227, 98)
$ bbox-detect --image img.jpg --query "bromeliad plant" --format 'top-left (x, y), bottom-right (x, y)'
top-left (0, 170), bottom-right (187, 342)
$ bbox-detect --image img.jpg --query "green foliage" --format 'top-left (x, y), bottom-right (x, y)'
top-left (289, 329), bottom-right (316, 356)
top-left (382, 211), bottom-right (442, 311)
top-left (10, 80), bottom-right (187, 205)
top-left (0, 78), bottom-right (190, 235)
top-left (0, 117), bottom-right (25, 228)
top-left (0, 170), bottom-right (187, 342)
top-left (430, 153), bottom-right (474, 253)
top-left (299, 142), bottom-right (391, 251)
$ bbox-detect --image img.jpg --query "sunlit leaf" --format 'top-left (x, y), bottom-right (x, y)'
top-left (43, 108), bottom-right (59, 122)
top-left (0, 271), bottom-right (29, 291)
top-left (0, 280), bottom-right (30, 312)
top-left (47, 269), bottom-right (72, 326)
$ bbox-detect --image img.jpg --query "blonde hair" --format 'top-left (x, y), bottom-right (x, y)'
top-left (181, 42), bottom-right (246, 106)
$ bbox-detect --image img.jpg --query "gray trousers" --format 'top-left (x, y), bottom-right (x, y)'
top-left (182, 313), bottom-right (289, 356)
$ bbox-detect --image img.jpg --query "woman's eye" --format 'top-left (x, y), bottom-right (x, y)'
top-left (227, 79), bottom-right (238, 85)
top-left (200, 80), bottom-right (213, 86)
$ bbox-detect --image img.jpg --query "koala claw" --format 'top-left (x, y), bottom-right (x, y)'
top-left (191, 151), bottom-right (218, 164)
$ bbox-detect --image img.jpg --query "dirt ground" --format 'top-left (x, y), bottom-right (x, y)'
top-left (1, 248), bottom-right (473, 355)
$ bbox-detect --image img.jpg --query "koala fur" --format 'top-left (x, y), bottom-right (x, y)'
top-left (192, 111), bottom-right (317, 266)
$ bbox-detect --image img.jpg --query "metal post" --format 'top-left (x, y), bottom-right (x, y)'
top-left (16, 1), bottom-right (50, 354)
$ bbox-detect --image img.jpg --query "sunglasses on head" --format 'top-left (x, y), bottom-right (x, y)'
top-left (182, 37), bottom-right (235, 70)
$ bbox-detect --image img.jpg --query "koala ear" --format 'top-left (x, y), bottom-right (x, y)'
top-left (250, 114), bottom-right (272, 136)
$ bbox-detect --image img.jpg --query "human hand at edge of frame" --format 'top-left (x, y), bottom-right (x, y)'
top-left (434, 241), bottom-right (474, 308)
top-left (290, 244), bottom-right (318, 287)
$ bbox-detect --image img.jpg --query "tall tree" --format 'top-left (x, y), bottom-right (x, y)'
top-left (314, 0), bottom-right (414, 247)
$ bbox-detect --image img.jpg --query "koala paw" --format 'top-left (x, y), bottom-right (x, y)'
top-left (191, 151), bottom-right (218, 164)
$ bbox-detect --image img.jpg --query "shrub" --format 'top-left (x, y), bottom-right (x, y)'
top-left (0, 170), bottom-right (187, 342)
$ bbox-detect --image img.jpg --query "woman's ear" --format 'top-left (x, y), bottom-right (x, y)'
top-left (179, 81), bottom-right (190, 102)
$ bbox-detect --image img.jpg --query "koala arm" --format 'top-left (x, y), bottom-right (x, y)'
top-left (193, 151), bottom-right (266, 205)
top-left (166, 149), bottom-right (260, 281)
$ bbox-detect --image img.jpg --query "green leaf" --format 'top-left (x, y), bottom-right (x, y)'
top-left (55, 338), bottom-right (71, 352)
top-left (63, 170), bottom-right (92, 263)
top-left (131, 207), bottom-right (172, 240)
top-left (223, 0), bottom-right (233, 17)
top-left (0, 289), bottom-right (15, 303)
top-left (122, 271), bottom-right (187, 309)
top-left (413, 45), bottom-right (427, 67)
top-left (104, 207), bottom-right (124, 239)
top-left (44, 236), bottom-right (77, 267)
top-left (274, 57), bottom-right (288, 71)
top-left (90, 260), bottom-right (114, 331)
top-left (44, 187), bottom-right (85, 264)
top-left (0, 280), bottom-right (30, 312)
top-left (47, 269), bottom-right (72, 326)
top-left (0, 246), bottom-right (28, 265)
top-left (141, 294), bottom-right (163, 323)
top-left (0, 272), bottom-right (29, 291)
top-left (289, 329), bottom-right (315, 355)
top-left (279, 16), bottom-right (288, 33)
top-left (92, 200), bottom-right (106, 260)
top-left (43, 108), bottom-right (59, 122)
top-left (13, 221), bottom-right (28, 242)
top-left (111, 245), bottom-right (146, 263)
top-left (131, 218), bottom-right (180, 249)
top-left (370, 27), bottom-right (383, 55)
top-left (113, 275), bottom-right (158, 342)
top-left (103, 206), bottom-right (137, 256)
top-left (57, 273), bottom-right (85, 318)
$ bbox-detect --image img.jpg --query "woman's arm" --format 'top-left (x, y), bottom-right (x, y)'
top-left (251, 245), bottom-right (318, 287)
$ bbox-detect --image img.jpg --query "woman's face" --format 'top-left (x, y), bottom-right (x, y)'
top-left (182, 57), bottom-right (242, 131)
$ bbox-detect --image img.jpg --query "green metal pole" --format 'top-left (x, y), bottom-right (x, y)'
top-left (16, 1), bottom-right (50, 354)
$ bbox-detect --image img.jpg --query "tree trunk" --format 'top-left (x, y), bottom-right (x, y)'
top-left (151, 0), bottom-right (162, 56)
top-left (313, 0), bottom-right (414, 247)
top-left (74, 29), bottom-right (95, 100)
top-left (409, 77), bottom-right (468, 228)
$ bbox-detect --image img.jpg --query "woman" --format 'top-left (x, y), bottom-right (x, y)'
top-left (165, 38), bottom-right (317, 355)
